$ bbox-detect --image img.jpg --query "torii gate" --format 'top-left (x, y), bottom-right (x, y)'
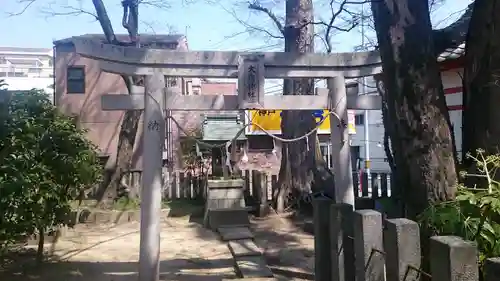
top-left (73, 38), bottom-right (382, 281)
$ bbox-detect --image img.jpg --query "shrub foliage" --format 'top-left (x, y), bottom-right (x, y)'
top-left (0, 88), bottom-right (101, 258)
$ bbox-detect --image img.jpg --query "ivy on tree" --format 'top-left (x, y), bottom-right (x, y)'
top-left (0, 88), bottom-right (102, 260)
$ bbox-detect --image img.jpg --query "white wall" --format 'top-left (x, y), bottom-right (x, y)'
top-left (351, 110), bottom-right (390, 172)
top-left (442, 69), bottom-right (463, 160)
top-left (3, 77), bottom-right (54, 103)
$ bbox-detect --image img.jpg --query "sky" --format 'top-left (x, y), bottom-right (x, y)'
top-left (1, 0), bottom-right (474, 53)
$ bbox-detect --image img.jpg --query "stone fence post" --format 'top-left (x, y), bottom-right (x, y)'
top-left (430, 236), bottom-right (479, 281)
top-left (330, 203), bottom-right (355, 281)
top-left (384, 219), bottom-right (420, 281)
top-left (484, 258), bottom-right (500, 281)
top-left (313, 198), bottom-right (333, 281)
top-left (353, 210), bottom-right (385, 281)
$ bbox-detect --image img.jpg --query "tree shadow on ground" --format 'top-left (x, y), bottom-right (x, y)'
top-left (188, 206), bottom-right (316, 280)
top-left (250, 213), bottom-right (315, 280)
top-left (0, 256), bottom-right (239, 281)
top-left (166, 199), bottom-right (205, 218)
top-left (1, 201), bottom-right (316, 281)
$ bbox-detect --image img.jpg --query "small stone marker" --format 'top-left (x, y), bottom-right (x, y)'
top-left (228, 239), bottom-right (262, 257)
top-left (235, 256), bottom-right (274, 278)
top-left (218, 226), bottom-right (254, 241)
top-left (353, 210), bottom-right (384, 281)
top-left (430, 236), bottom-right (479, 281)
top-left (208, 209), bottom-right (250, 230)
top-left (484, 257), bottom-right (500, 281)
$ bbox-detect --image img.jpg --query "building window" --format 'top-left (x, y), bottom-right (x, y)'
top-left (67, 66), bottom-right (85, 94)
top-left (319, 143), bottom-right (332, 169)
top-left (355, 114), bottom-right (364, 125)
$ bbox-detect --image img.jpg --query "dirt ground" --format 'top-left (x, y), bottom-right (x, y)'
top-left (0, 213), bottom-right (315, 281)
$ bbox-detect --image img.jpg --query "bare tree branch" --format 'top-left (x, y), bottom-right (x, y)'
top-left (223, 3), bottom-right (284, 39)
top-left (6, 0), bottom-right (36, 16)
top-left (40, 3), bottom-right (99, 21)
top-left (320, 0), bottom-right (363, 53)
top-left (248, 1), bottom-right (284, 35)
top-left (243, 0), bottom-right (370, 53)
top-left (139, 0), bottom-right (171, 10)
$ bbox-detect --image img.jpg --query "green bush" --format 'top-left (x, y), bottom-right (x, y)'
top-left (0, 89), bottom-right (102, 259)
top-left (419, 150), bottom-right (500, 275)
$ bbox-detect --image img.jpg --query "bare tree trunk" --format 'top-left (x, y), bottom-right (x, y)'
top-left (371, 0), bottom-right (457, 219)
top-left (274, 0), bottom-right (335, 212)
top-left (36, 226), bottom-right (45, 263)
top-left (90, 0), bottom-right (142, 204)
top-left (462, 0), bottom-right (500, 173)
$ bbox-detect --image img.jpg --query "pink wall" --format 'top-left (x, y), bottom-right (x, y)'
top-left (54, 40), bottom-right (187, 170)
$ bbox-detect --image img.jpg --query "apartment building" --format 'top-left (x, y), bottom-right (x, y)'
top-left (0, 47), bottom-right (54, 100)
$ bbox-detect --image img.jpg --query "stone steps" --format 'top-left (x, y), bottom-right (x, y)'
top-left (217, 226), bottom-right (273, 279)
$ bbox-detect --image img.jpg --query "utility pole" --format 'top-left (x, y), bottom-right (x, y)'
top-left (361, 4), bottom-right (371, 179)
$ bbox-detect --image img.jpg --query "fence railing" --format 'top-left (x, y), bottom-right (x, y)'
top-left (313, 200), bottom-right (499, 281)
top-left (111, 169), bottom-right (394, 201)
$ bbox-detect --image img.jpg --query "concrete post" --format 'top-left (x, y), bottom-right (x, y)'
top-left (384, 219), bottom-right (421, 281)
top-left (353, 210), bottom-right (384, 281)
top-left (251, 170), bottom-right (260, 202)
top-left (328, 76), bottom-right (355, 206)
top-left (330, 203), bottom-right (355, 281)
top-left (257, 173), bottom-right (269, 217)
top-left (313, 198), bottom-right (333, 281)
top-left (139, 73), bottom-right (165, 281)
top-left (485, 258), bottom-right (500, 281)
top-left (430, 236), bottom-right (479, 281)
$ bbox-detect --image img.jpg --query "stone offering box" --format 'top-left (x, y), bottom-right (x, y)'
top-left (203, 178), bottom-right (250, 230)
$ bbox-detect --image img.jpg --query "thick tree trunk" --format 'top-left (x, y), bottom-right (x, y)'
top-left (90, 0), bottom-right (142, 204)
top-left (462, 0), bottom-right (500, 172)
top-left (371, 0), bottom-right (457, 219)
top-left (95, 110), bottom-right (142, 202)
top-left (274, 0), bottom-right (335, 212)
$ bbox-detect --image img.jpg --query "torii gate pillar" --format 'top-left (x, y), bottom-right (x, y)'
top-left (328, 76), bottom-right (355, 206)
top-left (139, 73), bottom-right (165, 281)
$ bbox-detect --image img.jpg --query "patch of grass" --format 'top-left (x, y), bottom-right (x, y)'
top-left (70, 198), bottom-right (139, 211)
top-left (70, 198), bottom-right (205, 217)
